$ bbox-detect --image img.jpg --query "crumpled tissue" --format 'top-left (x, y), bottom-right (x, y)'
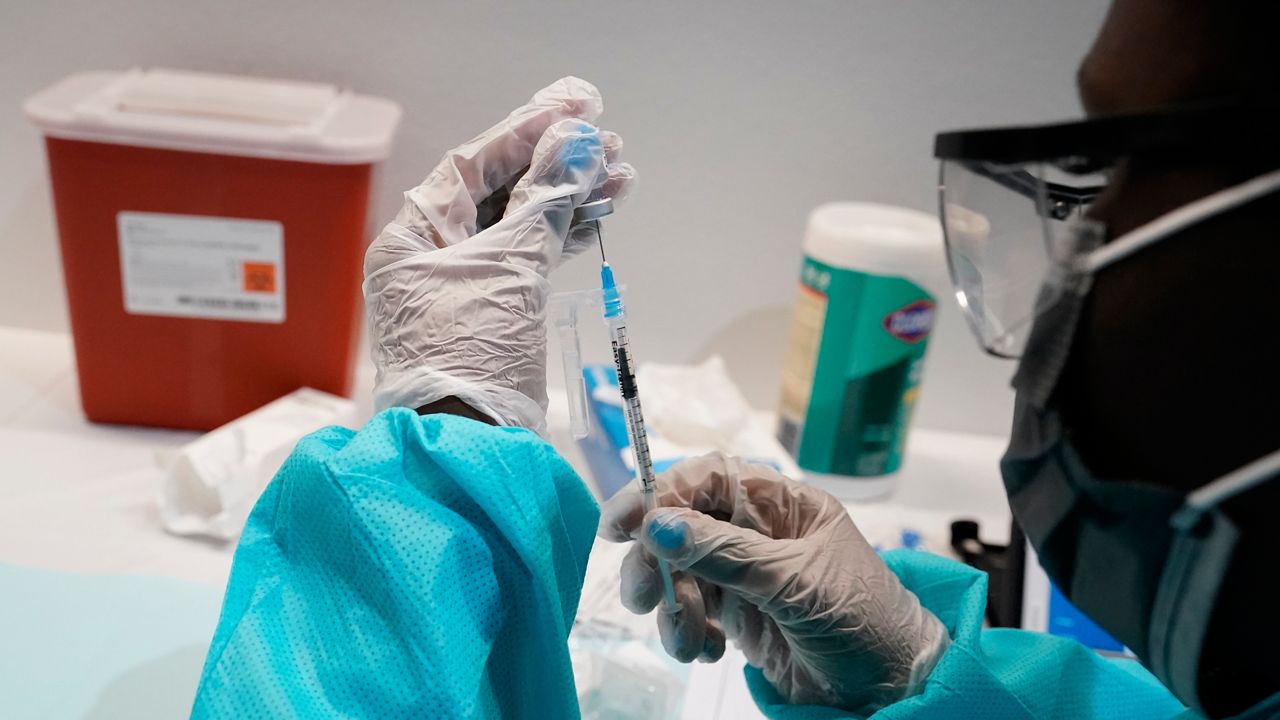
top-left (157, 388), bottom-right (354, 541)
top-left (635, 355), bottom-right (802, 477)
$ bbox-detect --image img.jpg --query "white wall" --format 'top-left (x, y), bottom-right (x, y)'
top-left (0, 0), bottom-right (1110, 436)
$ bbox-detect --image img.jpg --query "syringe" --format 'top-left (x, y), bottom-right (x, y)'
top-left (574, 198), bottom-right (680, 613)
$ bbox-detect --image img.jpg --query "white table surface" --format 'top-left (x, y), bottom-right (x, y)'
top-left (0, 325), bottom-right (1012, 719)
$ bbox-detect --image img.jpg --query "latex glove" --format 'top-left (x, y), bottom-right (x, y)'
top-left (364, 77), bottom-right (636, 435)
top-left (599, 453), bottom-right (951, 713)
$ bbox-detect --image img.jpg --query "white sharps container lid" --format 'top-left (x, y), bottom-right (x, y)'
top-left (24, 68), bottom-right (401, 164)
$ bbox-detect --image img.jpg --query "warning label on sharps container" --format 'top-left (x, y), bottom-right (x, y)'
top-left (117, 212), bottom-right (285, 323)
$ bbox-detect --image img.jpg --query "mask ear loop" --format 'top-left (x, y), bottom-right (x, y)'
top-left (1182, 447), bottom-right (1280, 517)
top-left (1083, 167), bottom-right (1280, 274)
top-left (1149, 447), bottom-right (1280, 709)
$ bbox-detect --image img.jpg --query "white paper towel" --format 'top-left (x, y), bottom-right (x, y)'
top-left (636, 356), bottom-right (802, 478)
top-left (157, 388), bottom-right (355, 541)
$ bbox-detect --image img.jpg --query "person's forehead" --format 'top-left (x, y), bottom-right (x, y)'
top-left (1075, 55), bottom-right (1107, 118)
top-left (1074, 0), bottom-right (1260, 118)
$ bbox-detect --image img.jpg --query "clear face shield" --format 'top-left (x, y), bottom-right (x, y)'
top-left (933, 104), bottom-right (1275, 359)
top-left (937, 159), bottom-right (1103, 357)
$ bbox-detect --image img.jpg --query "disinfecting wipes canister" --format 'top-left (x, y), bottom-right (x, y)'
top-left (777, 203), bottom-right (945, 499)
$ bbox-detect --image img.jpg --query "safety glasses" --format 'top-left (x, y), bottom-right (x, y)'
top-left (933, 103), bottom-right (1275, 358)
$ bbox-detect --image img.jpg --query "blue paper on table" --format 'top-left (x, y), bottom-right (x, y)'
top-left (0, 563), bottom-right (222, 720)
top-left (577, 363), bottom-right (782, 499)
top-left (577, 364), bottom-right (635, 498)
top-left (191, 409), bottom-right (599, 719)
top-left (1048, 582), bottom-right (1126, 653)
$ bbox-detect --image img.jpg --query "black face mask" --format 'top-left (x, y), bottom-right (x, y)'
top-left (998, 181), bottom-right (1280, 712)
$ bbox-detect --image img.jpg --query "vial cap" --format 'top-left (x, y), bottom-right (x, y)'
top-left (573, 198), bottom-right (615, 224)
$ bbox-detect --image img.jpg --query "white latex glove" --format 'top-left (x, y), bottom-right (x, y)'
top-left (364, 77), bottom-right (636, 435)
top-left (599, 453), bottom-right (951, 713)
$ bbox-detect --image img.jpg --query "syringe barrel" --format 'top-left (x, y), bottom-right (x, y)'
top-left (598, 260), bottom-right (678, 610)
top-left (611, 330), bottom-right (640, 402)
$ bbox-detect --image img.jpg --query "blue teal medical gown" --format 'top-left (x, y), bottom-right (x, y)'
top-left (748, 548), bottom-right (1280, 720)
top-left (190, 409), bottom-right (598, 719)
top-left (191, 410), bottom-right (1278, 719)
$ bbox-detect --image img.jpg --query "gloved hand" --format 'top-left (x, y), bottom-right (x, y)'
top-left (599, 453), bottom-right (951, 713)
top-left (364, 77), bottom-right (636, 435)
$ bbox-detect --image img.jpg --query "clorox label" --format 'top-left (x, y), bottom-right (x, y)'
top-left (883, 300), bottom-right (935, 344)
top-left (778, 256), bottom-right (936, 477)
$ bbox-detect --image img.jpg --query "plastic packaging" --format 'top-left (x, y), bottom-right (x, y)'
top-left (549, 289), bottom-right (603, 439)
top-left (571, 540), bottom-right (688, 720)
top-left (777, 202), bottom-right (945, 500)
top-left (570, 638), bottom-right (686, 720)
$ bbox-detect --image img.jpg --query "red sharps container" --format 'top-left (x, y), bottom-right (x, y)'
top-left (25, 69), bottom-right (400, 429)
